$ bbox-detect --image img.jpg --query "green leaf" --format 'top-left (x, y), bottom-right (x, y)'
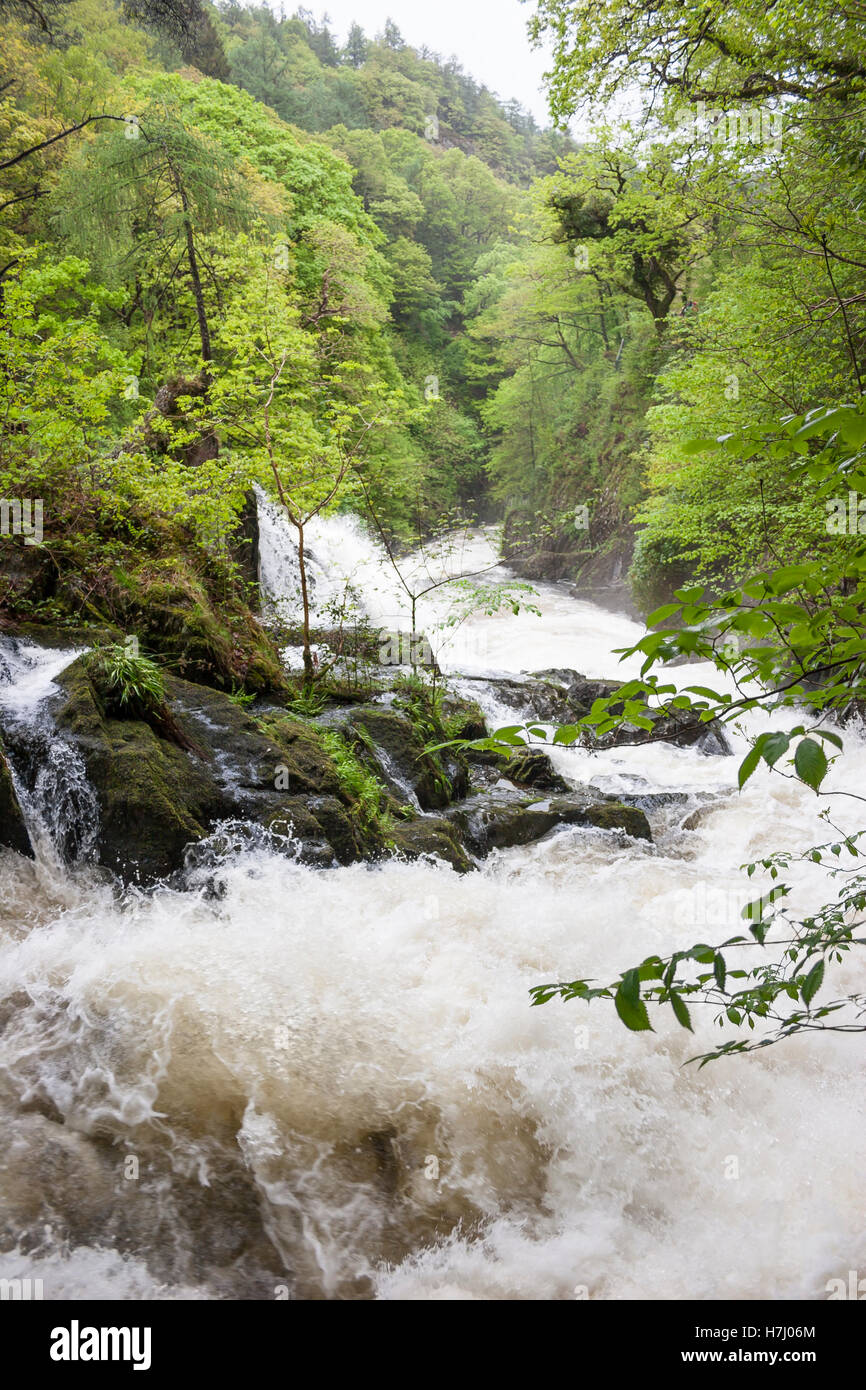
top-left (614, 973), bottom-right (653, 1032)
top-left (680, 436), bottom-right (719, 456)
top-left (759, 731), bottom-right (790, 767)
top-left (794, 737), bottom-right (828, 791)
top-left (738, 745), bottom-right (761, 789)
top-left (816, 730), bottom-right (843, 751)
top-left (801, 959), bottom-right (825, 1007)
top-left (669, 991), bottom-right (693, 1031)
top-left (646, 603), bottom-right (681, 626)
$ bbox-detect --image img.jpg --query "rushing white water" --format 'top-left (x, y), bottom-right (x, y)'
top-left (0, 640), bottom-right (98, 868)
top-left (0, 520), bottom-right (864, 1301)
top-left (257, 493), bottom-right (530, 674)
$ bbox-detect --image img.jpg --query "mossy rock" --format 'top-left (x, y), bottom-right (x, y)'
top-left (265, 796), bottom-right (364, 867)
top-left (55, 662), bottom-right (231, 884)
top-left (502, 749), bottom-right (570, 793)
top-left (583, 801), bottom-right (652, 840)
top-left (105, 558), bottom-right (285, 696)
top-left (449, 789), bottom-right (651, 856)
top-left (439, 693), bottom-right (488, 741)
top-left (346, 705), bottom-right (467, 811)
top-left (50, 661), bottom-right (404, 881)
top-left (140, 582), bottom-right (284, 693)
top-left (255, 712), bottom-right (344, 798)
top-left (0, 734), bottom-right (32, 859)
top-left (387, 817), bottom-right (472, 873)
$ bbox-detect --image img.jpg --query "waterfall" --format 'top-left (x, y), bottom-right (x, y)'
top-left (0, 638), bottom-right (98, 867)
top-left (256, 487), bottom-right (404, 629)
top-left (254, 487), bottom-right (515, 674)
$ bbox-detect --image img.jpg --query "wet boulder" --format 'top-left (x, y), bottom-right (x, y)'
top-left (54, 664), bottom-right (234, 884)
top-left (439, 692), bottom-right (488, 741)
top-left (50, 662), bottom-right (376, 883)
top-left (459, 668), bottom-right (732, 756)
top-left (448, 785), bottom-right (651, 856)
top-left (388, 816), bottom-right (472, 873)
top-left (501, 748), bottom-right (570, 793)
top-left (0, 733), bottom-right (32, 859)
top-left (343, 705), bottom-right (469, 811)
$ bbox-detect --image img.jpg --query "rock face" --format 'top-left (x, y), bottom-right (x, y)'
top-left (53, 663), bottom-right (369, 883)
top-left (502, 513), bottom-right (640, 618)
top-left (0, 734), bottom-right (32, 859)
top-left (48, 661), bottom-right (476, 883)
top-left (498, 749), bottom-right (571, 793)
top-left (20, 657), bottom-right (660, 887)
top-left (460, 668), bottom-right (732, 756)
top-left (344, 705), bottom-right (469, 811)
top-left (229, 489), bottom-right (261, 591)
top-left (448, 785), bottom-right (651, 856)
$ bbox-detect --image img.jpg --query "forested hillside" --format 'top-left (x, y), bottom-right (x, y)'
top-left (0, 1), bottom-right (578, 651)
top-left (2, 0), bottom-right (865, 644)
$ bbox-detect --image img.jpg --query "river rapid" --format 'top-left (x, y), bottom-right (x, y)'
top-left (0, 515), bottom-right (863, 1300)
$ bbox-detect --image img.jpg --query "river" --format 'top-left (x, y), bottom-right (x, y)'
top-left (0, 513), bottom-right (863, 1300)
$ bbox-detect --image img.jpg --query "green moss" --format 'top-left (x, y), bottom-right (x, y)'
top-left (319, 729), bottom-right (397, 833)
top-left (388, 674), bottom-right (471, 806)
top-left (6, 494), bottom-right (287, 695)
top-left (54, 661), bottom-right (228, 883)
top-left (129, 568), bottom-right (284, 693)
top-left (586, 802), bottom-right (652, 840)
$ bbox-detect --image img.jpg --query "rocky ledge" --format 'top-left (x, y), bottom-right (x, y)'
top-left (0, 650), bottom-right (735, 885)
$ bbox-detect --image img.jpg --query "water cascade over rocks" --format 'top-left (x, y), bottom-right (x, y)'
top-left (0, 516), bottom-right (863, 1300)
top-left (0, 639), bottom-right (98, 867)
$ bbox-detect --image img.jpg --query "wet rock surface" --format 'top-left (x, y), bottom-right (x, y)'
top-left (448, 783), bottom-right (651, 855)
top-left (51, 662), bottom-right (371, 883)
top-left (458, 666), bottom-right (732, 756)
top-left (0, 733), bottom-right (32, 859)
top-left (0, 627), bottom-right (743, 886)
top-left (343, 704), bottom-right (469, 811)
top-left (0, 655), bottom-right (669, 886)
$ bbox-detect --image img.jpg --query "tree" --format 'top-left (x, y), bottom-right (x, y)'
top-left (305, 11), bottom-right (339, 67)
top-left (358, 61), bottom-right (427, 133)
top-left (227, 30), bottom-right (292, 111)
top-left (544, 138), bottom-right (718, 333)
top-left (204, 254), bottom-right (393, 681)
top-left (343, 20), bottom-right (367, 69)
top-left (381, 18), bottom-right (404, 51)
top-left (529, 0), bottom-right (866, 117)
top-left (52, 108), bottom-right (254, 375)
top-left (382, 236), bottom-right (440, 321)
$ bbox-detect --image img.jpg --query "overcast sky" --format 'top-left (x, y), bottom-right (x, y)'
top-left (274, 1), bottom-right (560, 127)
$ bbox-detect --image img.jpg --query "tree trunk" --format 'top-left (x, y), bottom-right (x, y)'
top-left (182, 207), bottom-right (212, 368)
top-left (411, 594), bottom-right (418, 669)
top-left (166, 154), bottom-right (212, 370)
top-left (297, 522), bottom-right (314, 686)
